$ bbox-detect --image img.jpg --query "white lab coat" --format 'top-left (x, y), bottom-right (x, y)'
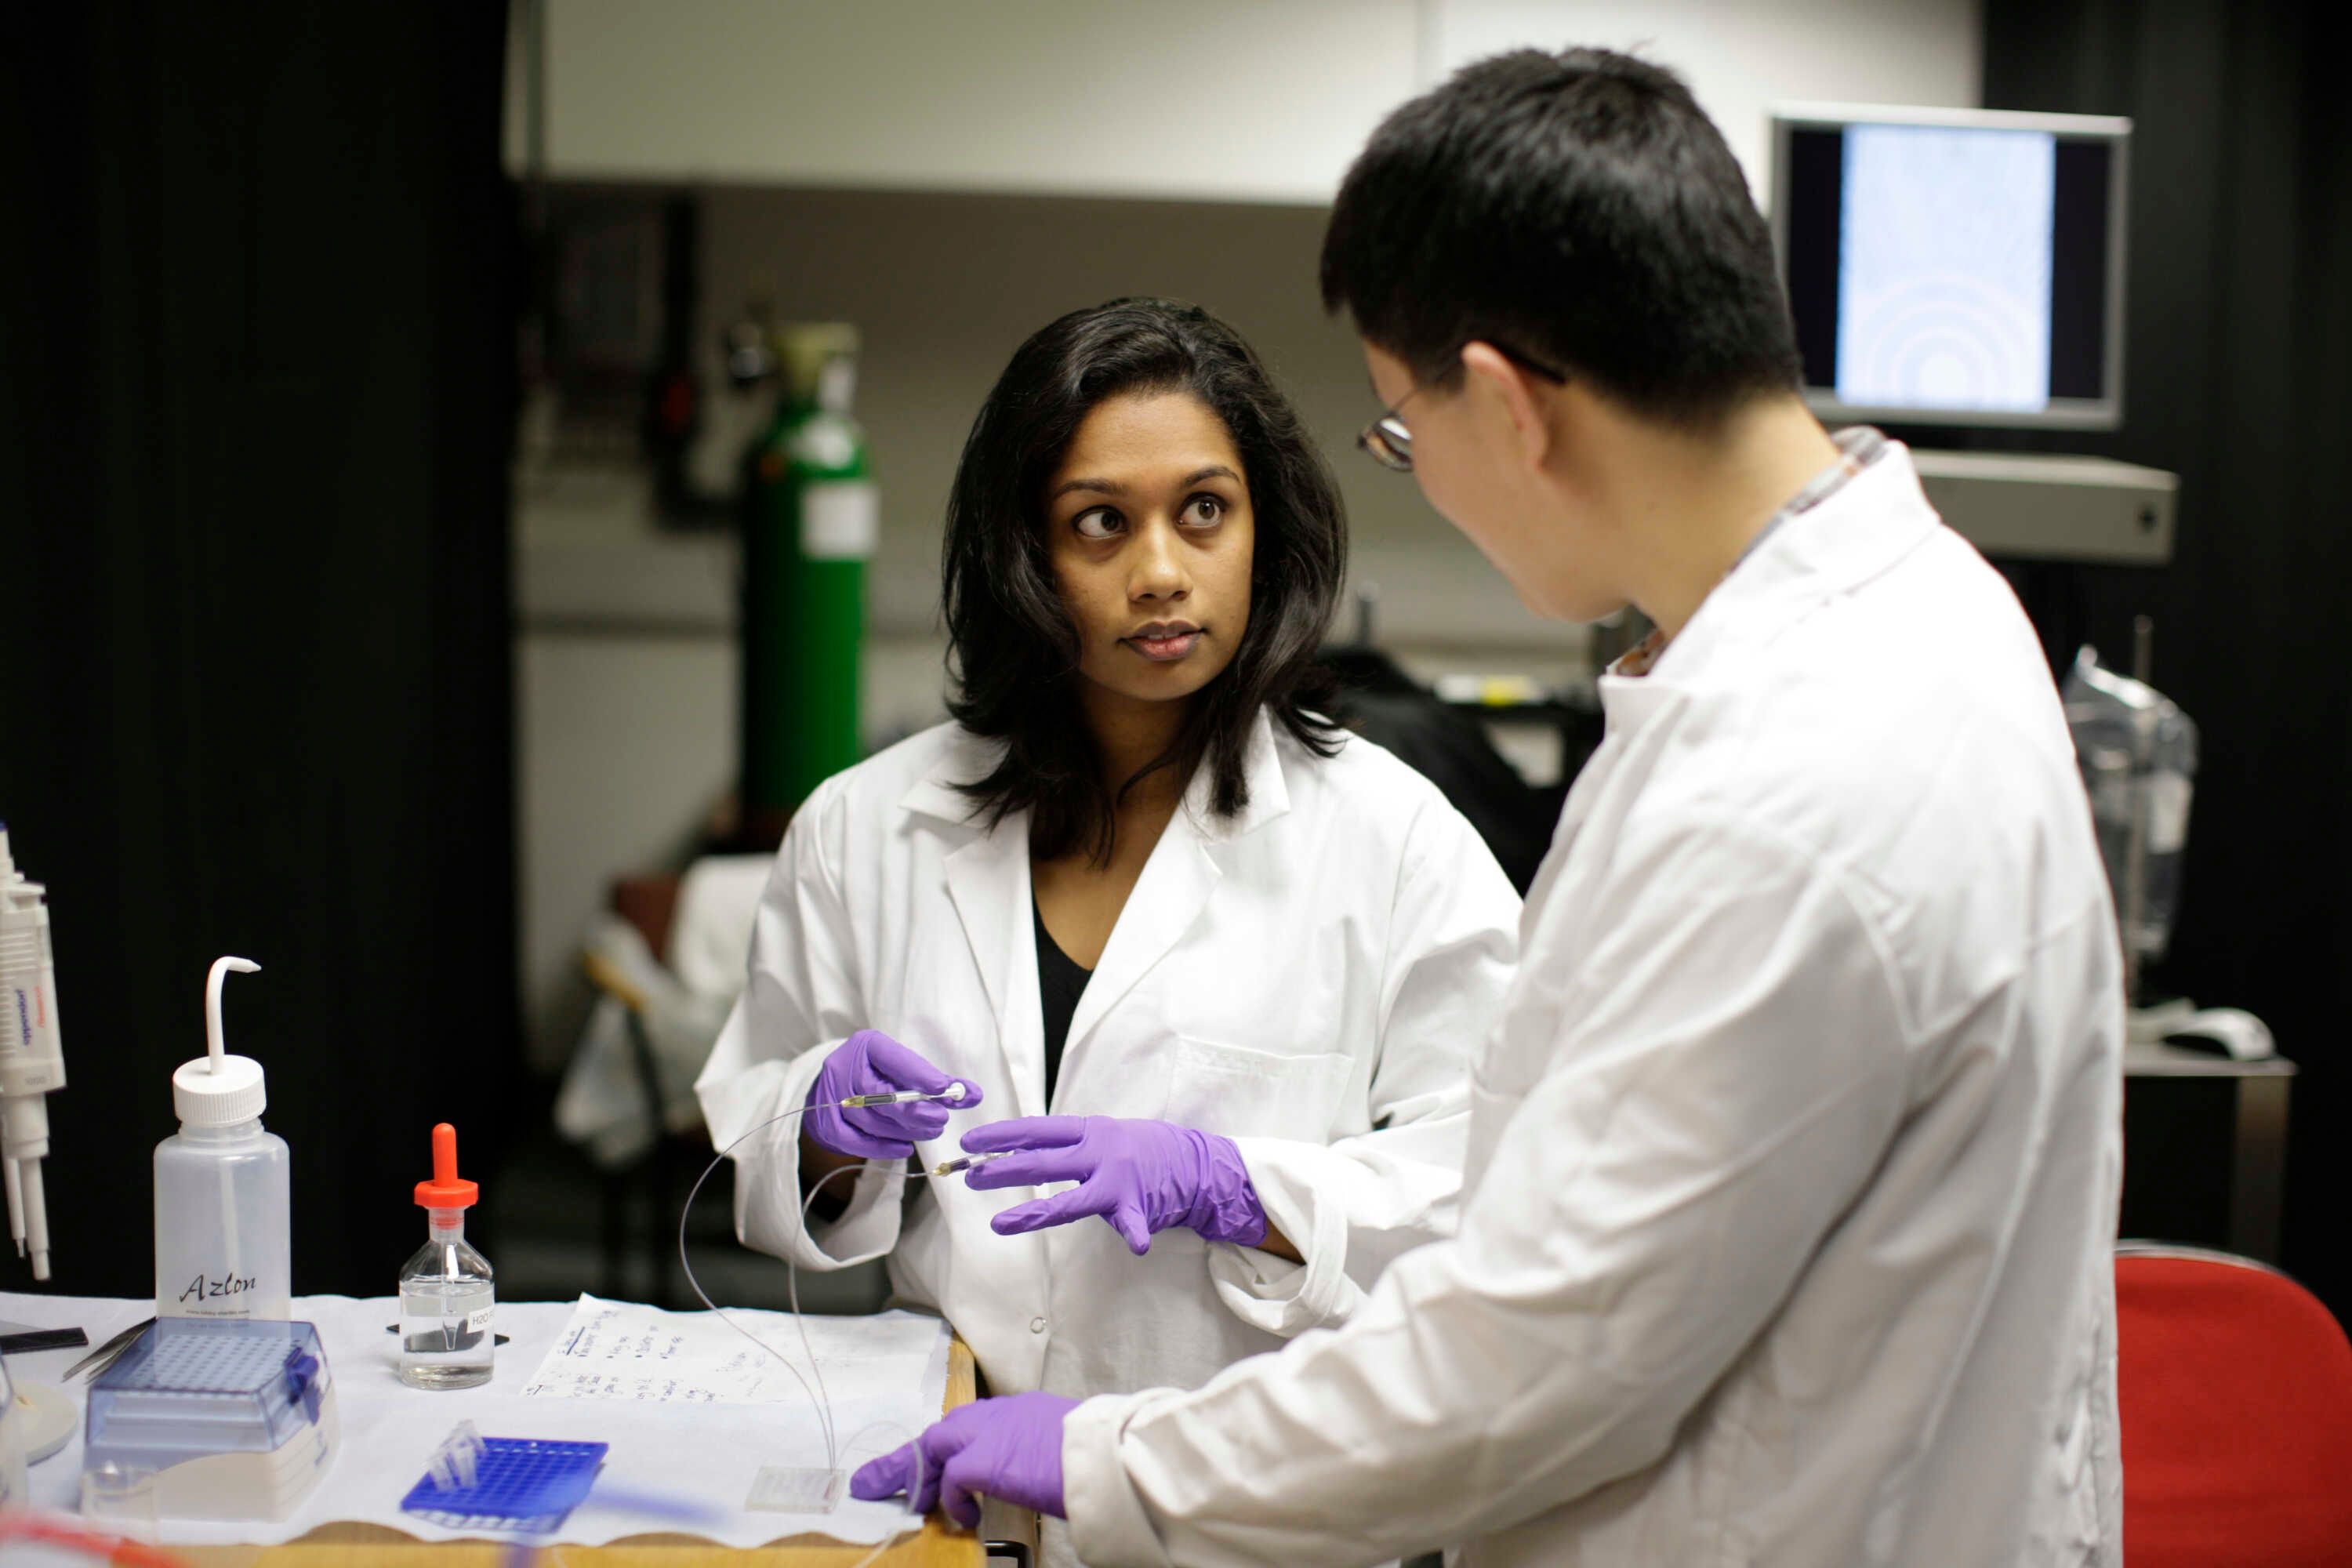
top-left (694, 710), bottom-right (1519, 1518)
top-left (1064, 444), bottom-right (2126, 1566)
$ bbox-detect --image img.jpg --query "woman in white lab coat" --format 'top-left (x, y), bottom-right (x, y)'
top-left (694, 299), bottom-right (1518, 1529)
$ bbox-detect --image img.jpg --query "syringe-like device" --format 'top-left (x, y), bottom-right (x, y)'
top-left (836, 1083), bottom-right (967, 1110)
top-left (0, 826), bottom-right (64, 1280)
top-left (930, 1150), bottom-right (1009, 1178)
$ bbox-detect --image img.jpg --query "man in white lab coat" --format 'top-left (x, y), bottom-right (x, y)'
top-left (854, 45), bottom-right (2125, 1566)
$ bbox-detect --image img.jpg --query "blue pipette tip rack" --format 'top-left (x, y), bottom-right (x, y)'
top-left (400, 1436), bottom-right (609, 1534)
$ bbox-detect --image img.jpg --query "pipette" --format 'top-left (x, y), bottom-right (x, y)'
top-left (0, 826), bottom-right (65, 1282)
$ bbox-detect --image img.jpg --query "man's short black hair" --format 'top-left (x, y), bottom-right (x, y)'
top-left (1321, 46), bottom-right (1802, 427)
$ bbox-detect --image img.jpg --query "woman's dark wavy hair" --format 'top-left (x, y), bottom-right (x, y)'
top-left (943, 298), bottom-right (1346, 863)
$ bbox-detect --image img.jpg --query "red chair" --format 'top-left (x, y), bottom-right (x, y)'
top-left (2117, 1243), bottom-right (2352, 1565)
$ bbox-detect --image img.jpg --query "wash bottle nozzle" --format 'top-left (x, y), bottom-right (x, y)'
top-left (172, 957), bottom-right (266, 1127)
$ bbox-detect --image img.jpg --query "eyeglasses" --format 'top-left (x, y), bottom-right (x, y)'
top-left (1356, 346), bottom-right (1568, 474)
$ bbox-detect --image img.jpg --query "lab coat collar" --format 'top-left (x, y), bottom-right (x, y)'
top-left (895, 707), bottom-right (1291, 838)
top-left (897, 726), bottom-right (1000, 828)
top-left (1599, 439), bottom-right (1940, 725)
top-left (1185, 705), bottom-right (1291, 841)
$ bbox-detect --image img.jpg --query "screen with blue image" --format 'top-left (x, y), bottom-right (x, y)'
top-left (1781, 119), bottom-right (2117, 424)
top-left (1836, 125), bottom-right (2055, 412)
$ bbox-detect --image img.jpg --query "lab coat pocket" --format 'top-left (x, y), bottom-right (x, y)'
top-left (1167, 1037), bottom-right (1353, 1142)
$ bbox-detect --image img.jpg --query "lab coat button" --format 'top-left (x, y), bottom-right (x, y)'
top-left (1029, 1316), bottom-right (1047, 1334)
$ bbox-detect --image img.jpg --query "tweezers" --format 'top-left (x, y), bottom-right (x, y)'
top-left (62, 1316), bottom-right (154, 1381)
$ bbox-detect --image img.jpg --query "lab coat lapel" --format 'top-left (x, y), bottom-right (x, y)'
top-left (942, 824), bottom-right (1031, 1101)
top-left (1059, 815), bottom-right (1221, 1081)
top-left (906, 739), bottom-right (1048, 1117)
top-left (1058, 710), bottom-right (1289, 1074)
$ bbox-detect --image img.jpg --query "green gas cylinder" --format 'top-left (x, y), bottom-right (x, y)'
top-left (741, 323), bottom-right (873, 832)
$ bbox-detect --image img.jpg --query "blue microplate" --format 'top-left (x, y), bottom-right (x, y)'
top-left (400, 1436), bottom-right (609, 1534)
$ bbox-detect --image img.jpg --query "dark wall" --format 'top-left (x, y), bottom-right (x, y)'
top-left (1975, 0), bottom-right (2352, 1314)
top-left (0, 5), bottom-right (521, 1298)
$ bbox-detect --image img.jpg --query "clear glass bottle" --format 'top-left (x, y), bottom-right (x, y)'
top-left (398, 1122), bottom-right (495, 1390)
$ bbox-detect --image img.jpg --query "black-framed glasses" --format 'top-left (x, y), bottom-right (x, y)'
top-left (1356, 345), bottom-right (1568, 473)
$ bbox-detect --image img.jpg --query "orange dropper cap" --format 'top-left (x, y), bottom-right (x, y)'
top-left (414, 1122), bottom-right (480, 1209)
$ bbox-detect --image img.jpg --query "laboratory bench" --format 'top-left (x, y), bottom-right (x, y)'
top-left (174, 1334), bottom-right (985, 1567)
top-left (0, 1294), bottom-right (998, 1568)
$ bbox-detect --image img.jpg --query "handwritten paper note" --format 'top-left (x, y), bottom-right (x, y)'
top-left (522, 1294), bottom-right (947, 1406)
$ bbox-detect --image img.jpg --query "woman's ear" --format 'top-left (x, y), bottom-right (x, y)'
top-left (1460, 342), bottom-right (1557, 474)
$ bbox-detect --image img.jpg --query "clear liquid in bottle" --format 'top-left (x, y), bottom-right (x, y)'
top-left (399, 1222), bottom-right (495, 1390)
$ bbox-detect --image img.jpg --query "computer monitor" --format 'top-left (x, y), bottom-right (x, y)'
top-left (1769, 104), bottom-right (2130, 430)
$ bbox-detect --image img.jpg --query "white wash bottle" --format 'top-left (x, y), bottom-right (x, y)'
top-left (154, 956), bottom-right (292, 1321)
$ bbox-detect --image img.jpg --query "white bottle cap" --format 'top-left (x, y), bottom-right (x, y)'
top-left (173, 956), bottom-right (267, 1127)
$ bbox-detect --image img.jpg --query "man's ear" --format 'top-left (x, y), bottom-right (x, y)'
top-left (1460, 341), bottom-right (1556, 473)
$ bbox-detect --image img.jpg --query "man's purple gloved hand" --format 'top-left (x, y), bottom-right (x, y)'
top-left (962, 1115), bottom-right (1268, 1254)
top-left (850, 1392), bottom-right (1079, 1526)
top-left (804, 1029), bottom-right (983, 1160)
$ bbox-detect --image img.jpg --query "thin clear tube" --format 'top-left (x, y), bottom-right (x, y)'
top-left (672, 1087), bottom-right (978, 1556)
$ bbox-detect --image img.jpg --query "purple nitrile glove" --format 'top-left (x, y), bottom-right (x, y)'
top-left (962, 1115), bottom-right (1268, 1254)
top-left (803, 1029), bottom-right (983, 1160)
top-left (849, 1392), bottom-right (1079, 1525)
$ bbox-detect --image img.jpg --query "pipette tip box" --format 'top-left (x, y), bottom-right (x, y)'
top-left (82, 1317), bottom-right (339, 1522)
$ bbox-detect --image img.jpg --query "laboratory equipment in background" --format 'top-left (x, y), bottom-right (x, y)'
top-left (2065, 634), bottom-right (2199, 1004)
top-left (155, 957), bottom-right (291, 1322)
top-left (398, 1122), bottom-right (495, 1390)
top-left (0, 825), bottom-right (83, 1521)
top-left (1770, 103), bottom-right (2130, 430)
top-left (1769, 103), bottom-right (2177, 571)
top-left (1908, 448), bottom-right (2175, 565)
top-left (530, 194), bottom-right (666, 464)
top-left (740, 321), bottom-right (876, 843)
top-left (2158, 1006), bottom-right (2274, 1062)
top-left (1, 826), bottom-right (64, 1283)
top-left (81, 1317), bottom-right (337, 1523)
top-left (641, 195), bottom-right (704, 519)
top-left (1319, 592), bottom-right (1592, 895)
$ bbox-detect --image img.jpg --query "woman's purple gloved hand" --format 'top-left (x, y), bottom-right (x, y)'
top-left (803, 1029), bottom-right (982, 1160)
top-left (962, 1114), bottom-right (1268, 1254)
top-left (849, 1392), bottom-right (1080, 1526)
